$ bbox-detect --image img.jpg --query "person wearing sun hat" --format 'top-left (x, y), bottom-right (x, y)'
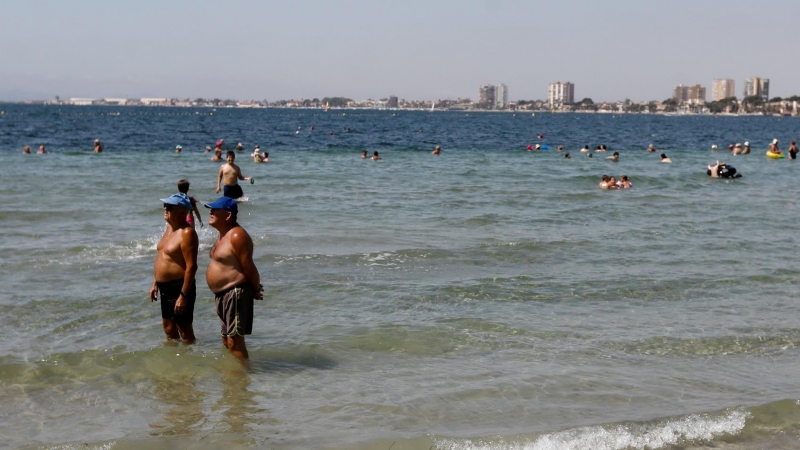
top-left (149, 193), bottom-right (199, 343)
top-left (204, 196), bottom-right (263, 359)
top-left (175, 145), bottom-right (182, 153)
top-left (742, 141), bottom-right (750, 155)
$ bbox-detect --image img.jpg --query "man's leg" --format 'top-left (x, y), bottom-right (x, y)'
top-left (176, 323), bottom-right (196, 343)
top-left (162, 318), bottom-right (180, 340)
top-left (222, 336), bottom-right (249, 359)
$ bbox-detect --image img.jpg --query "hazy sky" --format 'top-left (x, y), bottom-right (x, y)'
top-left (2, 0), bottom-right (799, 102)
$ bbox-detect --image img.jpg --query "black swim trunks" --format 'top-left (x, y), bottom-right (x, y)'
top-left (223, 184), bottom-right (244, 199)
top-left (157, 278), bottom-right (196, 325)
top-left (214, 283), bottom-right (255, 337)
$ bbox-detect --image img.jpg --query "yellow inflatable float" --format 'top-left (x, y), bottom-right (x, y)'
top-left (766, 150), bottom-right (784, 159)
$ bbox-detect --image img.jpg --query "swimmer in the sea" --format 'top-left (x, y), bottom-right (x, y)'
top-left (618, 175), bottom-right (632, 188)
top-left (660, 153), bottom-right (672, 163)
top-left (565, 153), bottom-right (571, 159)
top-left (742, 142), bottom-right (751, 154)
top-left (361, 150), bottom-right (368, 159)
top-left (432, 145), bottom-right (441, 155)
top-left (557, 145), bottom-right (563, 152)
top-left (37, 145), bottom-right (48, 154)
top-left (23, 145), bottom-right (31, 154)
top-left (580, 145), bottom-right (590, 153)
top-left (371, 151), bottom-right (382, 161)
top-left (789, 141), bottom-right (798, 160)
top-left (707, 160), bottom-right (741, 178)
top-left (606, 152), bottom-right (619, 162)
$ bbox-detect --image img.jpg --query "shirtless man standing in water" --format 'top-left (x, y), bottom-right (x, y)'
top-left (216, 151), bottom-right (253, 199)
top-left (204, 197), bottom-right (263, 359)
top-left (150, 193), bottom-right (199, 343)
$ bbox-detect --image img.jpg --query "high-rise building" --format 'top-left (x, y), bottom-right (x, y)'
top-left (478, 84), bottom-right (496, 107)
top-left (711, 79), bottom-right (736, 101)
top-left (548, 82), bottom-right (574, 107)
top-left (744, 77), bottom-right (770, 102)
top-left (388, 96), bottom-right (398, 108)
top-left (495, 84), bottom-right (508, 109)
top-left (673, 84), bottom-right (706, 104)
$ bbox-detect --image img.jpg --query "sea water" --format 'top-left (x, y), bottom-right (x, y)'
top-left (2, 105), bottom-right (800, 449)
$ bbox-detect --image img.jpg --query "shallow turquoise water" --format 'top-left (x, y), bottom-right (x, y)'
top-left (2, 105), bottom-right (800, 449)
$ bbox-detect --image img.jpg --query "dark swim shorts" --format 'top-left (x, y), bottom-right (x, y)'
top-left (223, 184), bottom-right (244, 199)
top-left (215, 283), bottom-right (254, 337)
top-left (157, 278), bottom-right (196, 325)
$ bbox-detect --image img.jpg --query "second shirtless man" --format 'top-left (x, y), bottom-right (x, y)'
top-left (216, 151), bottom-right (253, 199)
top-left (205, 197), bottom-right (263, 359)
top-left (150, 193), bottom-right (199, 343)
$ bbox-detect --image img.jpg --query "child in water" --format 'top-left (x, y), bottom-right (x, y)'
top-left (177, 179), bottom-right (204, 228)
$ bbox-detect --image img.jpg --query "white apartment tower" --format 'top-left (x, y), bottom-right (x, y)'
top-left (495, 84), bottom-right (508, 108)
top-left (548, 82), bottom-right (574, 107)
top-left (712, 79), bottom-right (735, 101)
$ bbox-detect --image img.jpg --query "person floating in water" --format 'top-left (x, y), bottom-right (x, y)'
top-left (707, 160), bottom-right (741, 178)
top-left (432, 145), bottom-right (442, 155)
top-left (361, 150), bottom-right (368, 159)
top-left (660, 153), bottom-right (672, 163)
top-left (211, 147), bottom-right (222, 161)
top-left (768, 139), bottom-right (782, 156)
top-left (37, 145), bottom-right (48, 154)
top-left (606, 152), bottom-right (619, 162)
top-left (371, 151), bottom-right (382, 161)
top-left (216, 151), bottom-right (253, 199)
top-left (23, 145), bottom-right (31, 154)
top-left (175, 145), bottom-right (182, 153)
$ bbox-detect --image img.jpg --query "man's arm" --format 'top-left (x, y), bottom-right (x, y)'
top-left (235, 165), bottom-right (251, 182)
top-left (191, 202), bottom-right (204, 227)
top-left (216, 166), bottom-right (223, 193)
top-left (175, 228), bottom-right (199, 314)
top-left (230, 229), bottom-right (262, 300)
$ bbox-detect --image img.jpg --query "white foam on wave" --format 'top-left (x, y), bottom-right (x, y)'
top-left (435, 408), bottom-right (750, 450)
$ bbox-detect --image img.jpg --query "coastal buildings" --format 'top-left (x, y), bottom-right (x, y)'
top-left (712, 79), bottom-right (735, 101)
top-left (547, 82), bottom-right (574, 107)
top-left (477, 84), bottom-right (509, 109)
top-left (478, 85), bottom-right (495, 107)
top-left (495, 84), bottom-right (508, 109)
top-left (744, 77), bottom-right (770, 101)
top-left (388, 96), bottom-right (398, 108)
top-left (673, 84), bottom-right (706, 104)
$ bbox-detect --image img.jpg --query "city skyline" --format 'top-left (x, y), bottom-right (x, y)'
top-left (2, 1), bottom-right (799, 102)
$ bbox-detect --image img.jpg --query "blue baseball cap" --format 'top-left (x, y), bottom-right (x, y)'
top-left (204, 196), bottom-right (238, 214)
top-left (160, 193), bottom-right (192, 210)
